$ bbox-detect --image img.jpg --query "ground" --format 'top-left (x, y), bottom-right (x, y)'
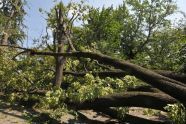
top-left (0, 99), bottom-right (171, 124)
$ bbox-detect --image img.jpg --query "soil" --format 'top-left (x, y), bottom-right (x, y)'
top-left (0, 99), bottom-right (171, 124)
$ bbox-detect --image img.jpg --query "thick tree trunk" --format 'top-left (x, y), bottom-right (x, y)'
top-left (126, 85), bottom-right (160, 93)
top-left (30, 51), bottom-right (186, 104)
top-left (63, 70), bottom-right (128, 78)
top-left (67, 92), bottom-right (177, 111)
top-left (54, 56), bottom-right (65, 87)
top-left (155, 70), bottom-right (186, 83)
top-left (53, 5), bottom-right (66, 87)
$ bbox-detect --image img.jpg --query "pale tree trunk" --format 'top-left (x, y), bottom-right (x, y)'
top-left (54, 26), bottom-right (66, 87)
top-left (54, 54), bottom-right (65, 87)
top-left (53, 3), bottom-right (67, 87)
top-left (1, 32), bottom-right (9, 45)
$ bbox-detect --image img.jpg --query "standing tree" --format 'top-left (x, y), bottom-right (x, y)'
top-left (45, 1), bottom-right (88, 87)
top-left (0, 0), bottom-right (26, 45)
top-left (77, 0), bottom-right (178, 60)
top-left (120, 0), bottom-right (177, 59)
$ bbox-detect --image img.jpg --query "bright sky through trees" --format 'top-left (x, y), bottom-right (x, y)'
top-left (24, 0), bottom-right (186, 46)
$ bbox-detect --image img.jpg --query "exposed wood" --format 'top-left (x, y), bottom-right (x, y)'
top-left (30, 51), bottom-right (186, 104)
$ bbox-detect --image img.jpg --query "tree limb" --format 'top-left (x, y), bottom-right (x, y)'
top-left (63, 70), bottom-right (186, 84)
top-left (29, 51), bottom-right (186, 104)
top-left (67, 92), bottom-right (177, 111)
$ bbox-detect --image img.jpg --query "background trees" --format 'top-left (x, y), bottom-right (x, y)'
top-left (0, 0), bottom-right (26, 45)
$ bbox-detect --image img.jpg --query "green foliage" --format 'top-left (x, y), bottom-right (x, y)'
top-left (164, 103), bottom-right (186, 124)
top-left (0, 0), bottom-right (26, 44)
top-left (74, 6), bottom-right (123, 55)
top-left (0, 48), bottom-right (55, 92)
top-left (67, 73), bottom-right (114, 102)
top-left (0, 48), bottom-right (18, 90)
top-left (66, 73), bottom-right (139, 102)
top-left (37, 88), bottom-right (69, 120)
top-left (40, 88), bottom-right (66, 108)
top-left (0, 0), bottom-right (185, 123)
top-left (116, 107), bottom-right (129, 120)
top-left (143, 108), bottom-right (161, 117)
top-left (46, 0), bottom-right (89, 30)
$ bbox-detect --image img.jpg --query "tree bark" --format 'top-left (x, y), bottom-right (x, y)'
top-left (67, 92), bottom-right (177, 111)
top-left (54, 56), bottom-right (65, 87)
top-left (63, 70), bottom-right (186, 84)
top-left (53, 4), bottom-right (66, 87)
top-left (30, 51), bottom-right (186, 104)
top-left (126, 85), bottom-right (160, 93)
top-left (0, 32), bottom-right (9, 45)
top-left (63, 70), bottom-right (128, 78)
top-left (155, 70), bottom-right (186, 83)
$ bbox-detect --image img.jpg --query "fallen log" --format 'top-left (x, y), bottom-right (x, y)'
top-left (126, 85), bottom-right (160, 93)
top-left (155, 70), bottom-right (186, 83)
top-left (30, 51), bottom-right (186, 104)
top-left (63, 70), bottom-right (128, 78)
top-left (63, 70), bottom-right (186, 84)
top-left (67, 92), bottom-right (177, 111)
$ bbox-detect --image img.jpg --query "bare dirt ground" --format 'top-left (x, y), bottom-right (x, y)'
top-left (0, 100), bottom-right (28, 124)
top-left (0, 99), bottom-right (171, 124)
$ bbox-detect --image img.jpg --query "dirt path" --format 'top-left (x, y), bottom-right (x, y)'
top-left (0, 99), bottom-right (171, 124)
top-left (0, 108), bottom-right (28, 124)
top-left (0, 100), bottom-right (28, 124)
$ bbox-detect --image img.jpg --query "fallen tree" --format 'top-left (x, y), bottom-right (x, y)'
top-left (67, 92), bottom-right (177, 111)
top-left (30, 51), bottom-right (186, 105)
top-left (126, 85), bottom-right (160, 93)
top-left (155, 70), bottom-right (186, 84)
top-left (63, 70), bottom-right (186, 83)
top-left (0, 45), bottom-right (185, 122)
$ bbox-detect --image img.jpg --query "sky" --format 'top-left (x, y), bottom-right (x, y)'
top-left (24, 0), bottom-right (186, 47)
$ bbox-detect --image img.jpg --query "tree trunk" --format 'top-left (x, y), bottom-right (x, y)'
top-left (155, 70), bottom-right (186, 83)
top-left (0, 32), bottom-right (9, 45)
top-left (126, 85), bottom-right (160, 93)
top-left (54, 56), bottom-right (65, 87)
top-left (53, 3), bottom-right (66, 87)
top-left (63, 70), bottom-right (186, 83)
top-left (67, 92), bottom-right (177, 111)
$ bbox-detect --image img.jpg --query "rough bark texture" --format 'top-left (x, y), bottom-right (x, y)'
top-left (54, 56), bottom-right (65, 87)
top-left (63, 70), bottom-right (128, 78)
top-left (68, 92), bottom-right (177, 111)
top-left (155, 70), bottom-right (186, 84)
top-left (30, 51), bottom-right (186, 105)
top-left (53, 4), bottom-right (66, 87)
top-left (126, 85), bottom-right (160, 93)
